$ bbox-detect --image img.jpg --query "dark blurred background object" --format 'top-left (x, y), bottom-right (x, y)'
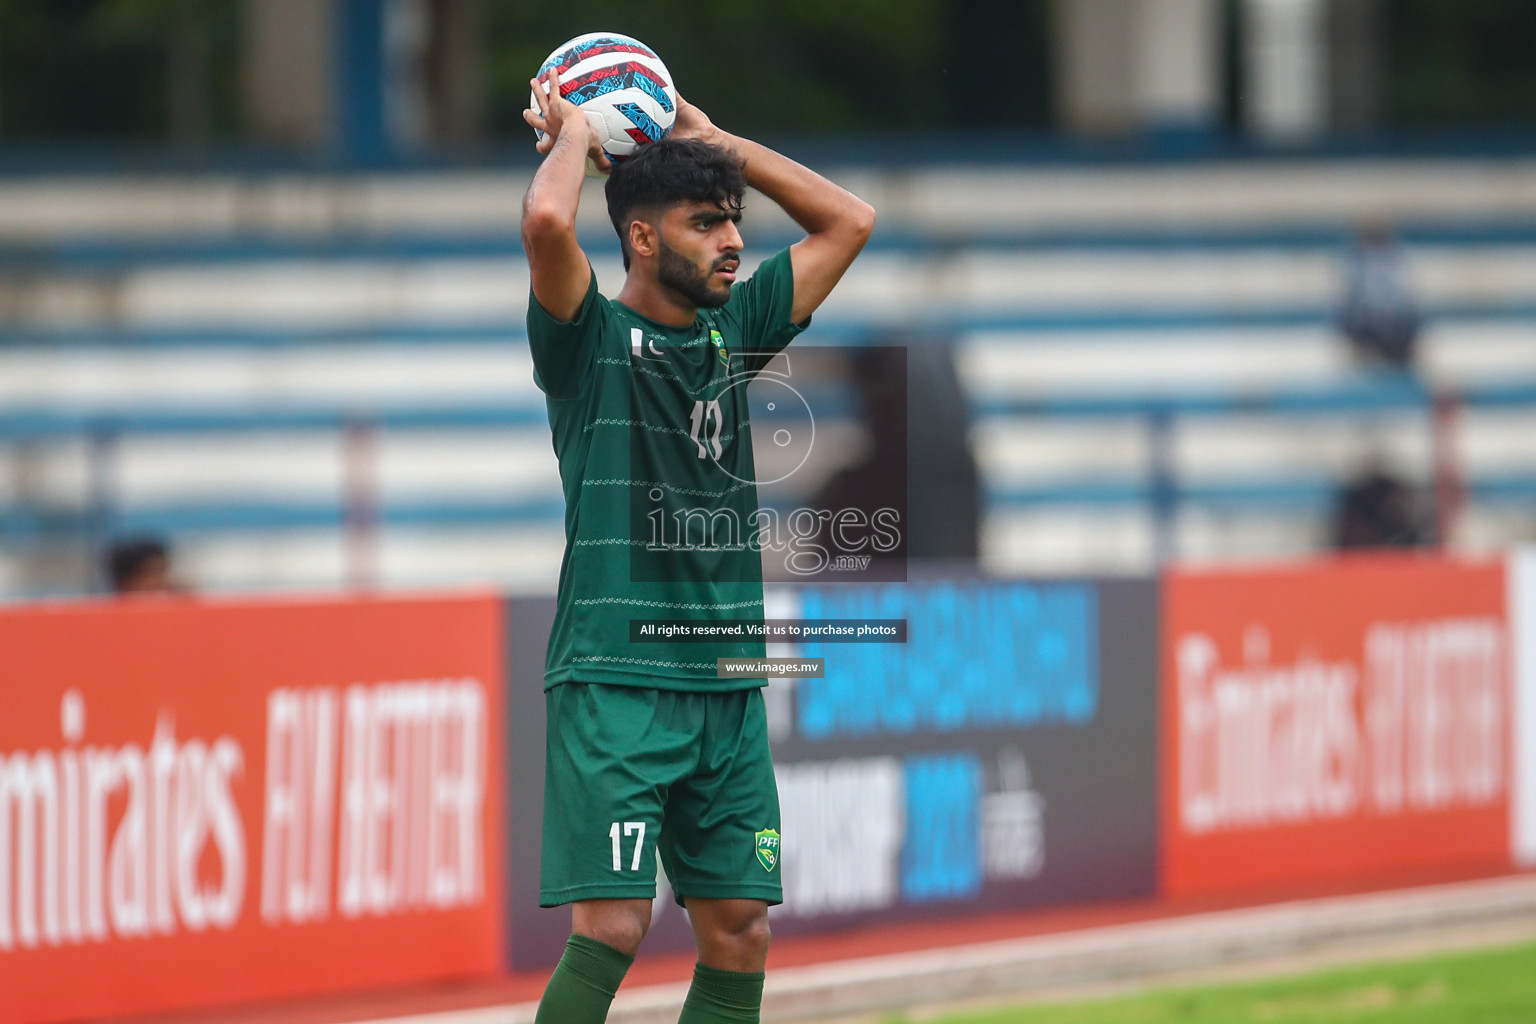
top-left (808, 341), bottom-right (979, 566)
top-left (1339, 221), bottom-right (1422, 372)
top-left (7, 0), bottom-right (1536, 159)
top-left (1332, 463), bottom-right (1433, 550)
top-left (104, 534), bottom-right (181, 593)
top-left (806, 347), bottom-right (909, 570)
top-left (902, 341), bottom-right (980, 561)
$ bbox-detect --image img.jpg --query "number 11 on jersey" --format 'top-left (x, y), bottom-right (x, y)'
top-left (610, 821), bottom-right (646, 871)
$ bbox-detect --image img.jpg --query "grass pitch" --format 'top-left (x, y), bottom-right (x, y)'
top-left (903, 936), bottom-right (1536, 1024)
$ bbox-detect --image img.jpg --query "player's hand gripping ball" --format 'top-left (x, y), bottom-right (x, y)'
top-left (529, 32), bottom-right (677, 176)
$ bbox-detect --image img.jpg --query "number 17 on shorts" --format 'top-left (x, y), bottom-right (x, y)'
top-left (610, 821), bottom-right (647, 872)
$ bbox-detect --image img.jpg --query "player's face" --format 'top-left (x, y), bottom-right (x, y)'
top-left (655, 202), bottom-right (742, 309)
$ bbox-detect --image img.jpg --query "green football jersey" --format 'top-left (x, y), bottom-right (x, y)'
top-left (527, 247), bottom-right (807, 691)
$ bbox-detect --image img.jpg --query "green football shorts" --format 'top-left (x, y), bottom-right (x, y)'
top-left (540, 681), bottom-right (783, 908)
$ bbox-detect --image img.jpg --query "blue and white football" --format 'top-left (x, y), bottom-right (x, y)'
top-left (530, 32), bottom-right (677, 173)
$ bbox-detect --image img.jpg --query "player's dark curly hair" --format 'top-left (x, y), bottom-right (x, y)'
top-left (605, 138), bottom-right (746, 270)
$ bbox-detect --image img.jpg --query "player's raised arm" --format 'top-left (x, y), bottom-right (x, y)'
top-left (521, 67), bottom-right (612, 322)
top-left (671, 97), bottom-right (876, 324)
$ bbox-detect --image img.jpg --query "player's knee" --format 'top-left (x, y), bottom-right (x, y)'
top-left (572, 900), bottom-right (652, 956)
top-left (736, 909), bottom-right (771, 958)
top-left (700, 904), bottom-right (771, 964)
top-left (579, 916), bottom-right (648, 956)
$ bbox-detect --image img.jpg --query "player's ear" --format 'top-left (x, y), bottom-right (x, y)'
top-left (628, 218), bottom-right (657, 260)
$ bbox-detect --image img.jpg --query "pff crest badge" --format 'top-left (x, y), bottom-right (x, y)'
top-left (710, 329), bottom-right (729, 366)
top-left (754, 828), bottom-right (780, 872)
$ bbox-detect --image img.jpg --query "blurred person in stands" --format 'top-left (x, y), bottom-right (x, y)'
top-left (808, 340), bottom-right (979, 571)
top-left (104, 536), bottom-right (184, 594)
top-left (1339, 220), bottom-right (1421, 371)
top-left (902, 340), bottom-right (980, 561)
top-left (1333, 463), bottom-right (1433, 550)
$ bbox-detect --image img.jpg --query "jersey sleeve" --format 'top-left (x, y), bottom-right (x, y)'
top-left (526, 268), bottom-right (604, 399)
top-left (725, 247), bottom-right (811, 376)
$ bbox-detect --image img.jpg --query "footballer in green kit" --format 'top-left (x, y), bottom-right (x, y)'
top-left (521, 62), bottom-right (874, 1024)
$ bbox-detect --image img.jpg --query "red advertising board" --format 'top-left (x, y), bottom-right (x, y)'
top-left (0, 593), bottom-right (505, 1024)
top-left (1161, 554), bottom-right (1510, 900)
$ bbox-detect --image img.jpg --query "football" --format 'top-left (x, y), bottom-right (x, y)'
top-left (530, 32), bottom-right (677, 174)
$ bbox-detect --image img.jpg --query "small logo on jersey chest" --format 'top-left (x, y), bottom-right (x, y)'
top-left (631, 327), bottom-right (663, 360)
top-left (710, 329), bottom-right (729, 366)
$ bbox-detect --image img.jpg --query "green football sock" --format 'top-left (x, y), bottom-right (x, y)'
top-left (534, 934), bottom-right (635, 1024)
top-left (676, 962), bottom-right (766, 1024)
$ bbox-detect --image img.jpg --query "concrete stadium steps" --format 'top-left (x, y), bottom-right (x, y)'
top-left (0, 524), bottom-right (570, 597)
top-left (8, 494), bottom-right (1518, 594)
top-left (960, 322), bottom-right (1536, 570)
top-left (0, 428), bottom-right (559, 518)
top-left (961, 325), bottom-right (1347, 395)
top-left (961, 321), bottom-right (1536, 391)
top-left (976, 413), bottom-right (1436, 490)
top-left (4, 319), bottom-right (1526, 412)
top-left (3, 331), bottom-right (1533, 514)
top-left (177, 525), bottom-right (568, 592)
top-left (842, 247), bottom-right (1536, 315)
top-left (7, 247), bottom-right (1536, 330)
top-left (7, 159), bottom-right (1536, 241)
top-left (0, 343), bottom-right (537, 406)
top-left (984, 499), bottom-right (1536, 577)
top-left (0, 325), bottom-right (1532, 587)
top-left (4, 158), bottom-right (1536, 589)
top-left (982, 505), bottom-right (1536, 577)
top-left (0, 173), bottom-right (541, 241)
top-left (1420, 321), bottom-right (1536, 381)
top-left (876, 161), bottom-right (1536, 233)
top-left (110, 430), bottom-right (557, 505)
top-left (985, 507), bottom-right (1160, 576)
top-left (1462, 409), bottom-right (1536, 475)
top-left (1, 322), bottom-right (1528, 407)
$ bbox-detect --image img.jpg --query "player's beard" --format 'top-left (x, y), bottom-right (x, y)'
top-left (657, 237), bottom-right (733, 309)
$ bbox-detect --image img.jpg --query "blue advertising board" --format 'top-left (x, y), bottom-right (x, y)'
top-left (504, 578), bottom-right (1159, 969)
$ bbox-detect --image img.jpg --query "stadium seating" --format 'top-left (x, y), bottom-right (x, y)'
top-left (2, 158), bottom-right (1535, 593)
